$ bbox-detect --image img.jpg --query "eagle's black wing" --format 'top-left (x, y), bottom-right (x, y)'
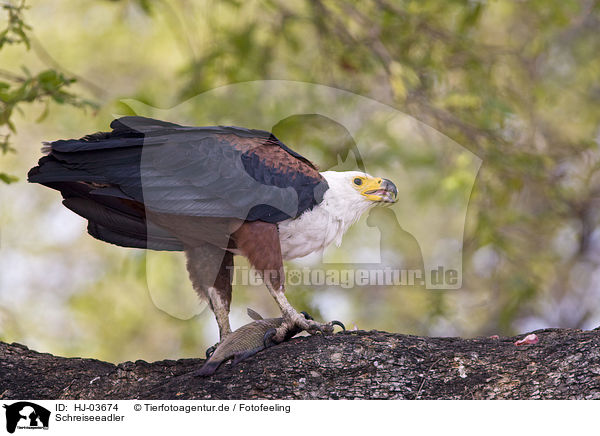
top-left (28, 116), bottom-right (328, 250)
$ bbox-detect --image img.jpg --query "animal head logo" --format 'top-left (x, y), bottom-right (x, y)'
top-left (2, 402), bottom-right (50, 434)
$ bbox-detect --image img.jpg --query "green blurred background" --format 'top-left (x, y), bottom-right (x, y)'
top-left (1, 0), bottom-right (599, 363)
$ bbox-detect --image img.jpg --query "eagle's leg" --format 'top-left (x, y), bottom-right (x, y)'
top-left (207, 285), bottom-right (233, 339)
top-left (233, 221), bottom-right (339, 343)
top-left (184, 244), bottom-right (234, 350)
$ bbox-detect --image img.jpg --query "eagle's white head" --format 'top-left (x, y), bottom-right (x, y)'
top-left (321, 170), bottom-right (397, 210)
top-left (278, 170), bottom-right (397, 259)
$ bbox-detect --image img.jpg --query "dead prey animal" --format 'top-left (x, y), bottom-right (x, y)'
top-left (195, 309), bottom-right (344, 376)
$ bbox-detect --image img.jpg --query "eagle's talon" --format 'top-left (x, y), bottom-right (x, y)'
top-left (300, 311), bottom-right (314, 321)
top-left (331, 320), bottom-right (346, 331)
top-left (205, 344), bottom-right (218, 358)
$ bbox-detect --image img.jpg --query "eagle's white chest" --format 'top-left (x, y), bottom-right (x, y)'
top-left (278, 207), bottom-right (345, 260)
top-left (277, 172), bottom-right (375, 260)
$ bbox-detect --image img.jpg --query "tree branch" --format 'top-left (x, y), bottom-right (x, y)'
top-left (1, 328), bottom-right (599, 399)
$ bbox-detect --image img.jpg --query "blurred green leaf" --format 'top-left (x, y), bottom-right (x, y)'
top-left (0, 172), bottom-right (18, 183)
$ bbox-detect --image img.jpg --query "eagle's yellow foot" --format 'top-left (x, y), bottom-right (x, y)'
top-left (269, 311), bottom-right (345, 343)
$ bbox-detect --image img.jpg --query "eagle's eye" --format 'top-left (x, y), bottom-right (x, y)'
top-left (353, 178), bottom-right (363, 186)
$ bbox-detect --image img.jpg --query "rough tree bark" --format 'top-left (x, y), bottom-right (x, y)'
top-left (1, 328), bottom-right (599, 400)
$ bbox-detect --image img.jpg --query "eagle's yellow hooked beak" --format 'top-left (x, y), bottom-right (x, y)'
top-left (353, 175), bottom-right (398, 203)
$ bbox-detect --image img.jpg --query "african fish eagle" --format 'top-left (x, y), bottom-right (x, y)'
top-left (28, 117), bottom-right (397, 346)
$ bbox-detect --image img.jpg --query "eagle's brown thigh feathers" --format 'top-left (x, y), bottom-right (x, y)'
top-left (232, 221), bottom-right (285, 290)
